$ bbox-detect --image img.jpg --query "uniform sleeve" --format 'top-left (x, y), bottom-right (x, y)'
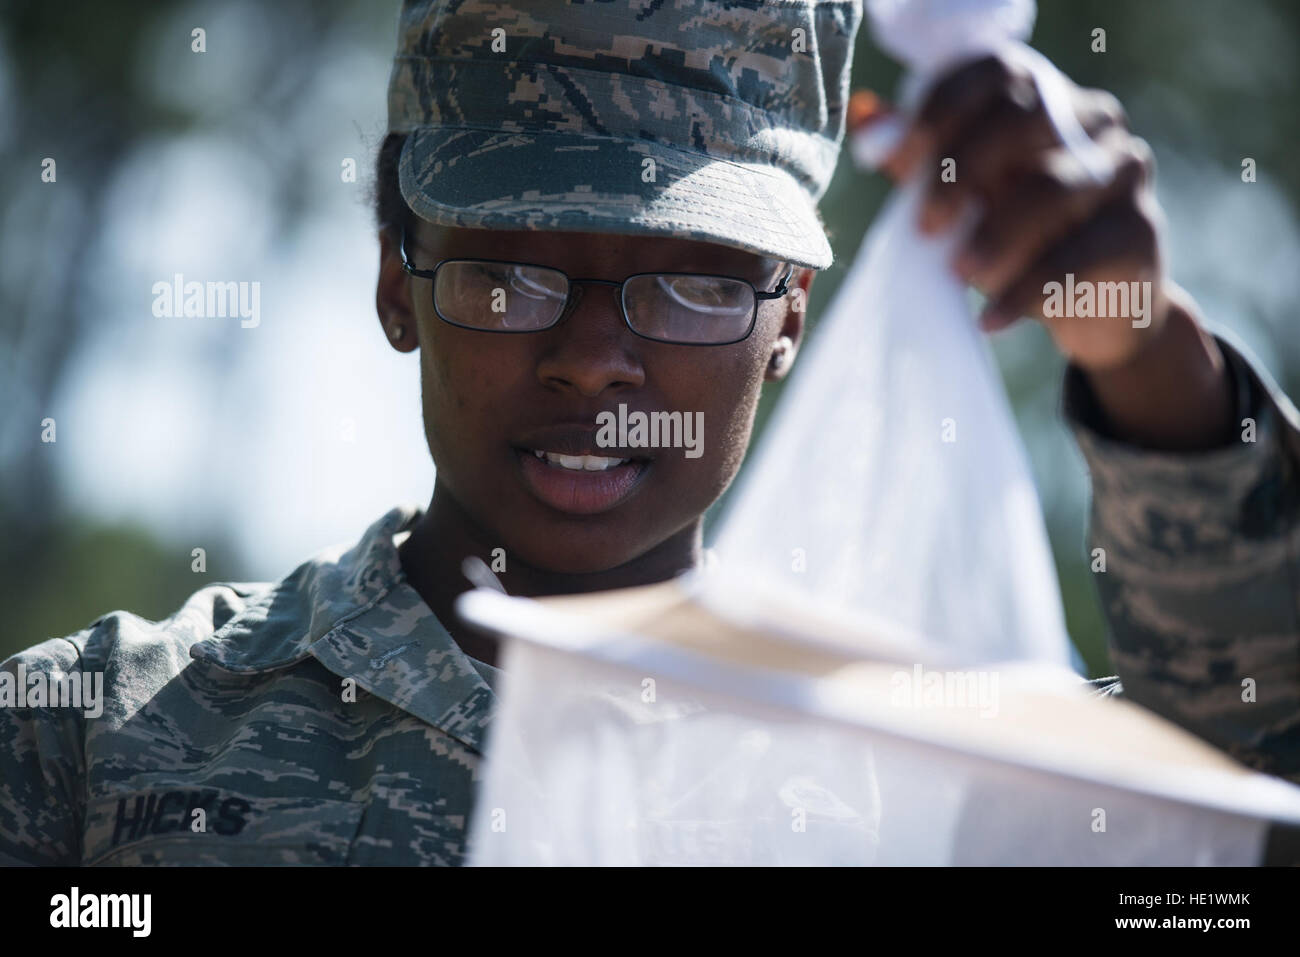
top-left (1064, 333), bottom-right (1300, 785)
top-left (0, 637), bottom-right (89, 865)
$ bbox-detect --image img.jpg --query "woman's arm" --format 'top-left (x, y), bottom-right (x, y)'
top-left (1067, 327), bottom-right (1300, 783)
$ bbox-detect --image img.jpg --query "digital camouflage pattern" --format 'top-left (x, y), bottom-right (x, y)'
top-left (1065, 334), bottom-right (1300, 785)
top-left (2, 335), bottom-right (1298, 865)
top-left (387, 0), bottom-right (863, 269)
top-left (0, 509), bottom-right (501, 865)
top-left (4, 0), bottom-right (1298, 864)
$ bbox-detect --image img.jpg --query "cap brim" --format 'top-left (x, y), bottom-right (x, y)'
top-left (398, 127), bottom-right (832, 270)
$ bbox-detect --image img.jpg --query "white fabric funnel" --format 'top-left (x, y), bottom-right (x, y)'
top-left (459, 583), bottom-right (1300, 866)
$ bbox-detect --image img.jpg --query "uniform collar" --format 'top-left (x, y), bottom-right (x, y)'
top-left (188, 505), bottom-right (496, 753)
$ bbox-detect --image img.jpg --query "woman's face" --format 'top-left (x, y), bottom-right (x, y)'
top-left (378, 220), bottom-right (812, 575)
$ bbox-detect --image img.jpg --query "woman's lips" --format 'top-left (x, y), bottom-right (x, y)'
top-left (516, 448), bottom-right (649, 515)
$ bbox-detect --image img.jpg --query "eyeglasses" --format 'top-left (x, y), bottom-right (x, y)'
top-left (399, 227), bottom-right (794, 346)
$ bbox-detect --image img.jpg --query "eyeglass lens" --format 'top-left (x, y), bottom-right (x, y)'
top-left (431, 261), bottom-right (757, 343)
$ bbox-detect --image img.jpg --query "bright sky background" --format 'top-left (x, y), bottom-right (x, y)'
top-left (20, 0), bottom-right (1300, 587)
top-left (46, 9), bottom-right (433, 581)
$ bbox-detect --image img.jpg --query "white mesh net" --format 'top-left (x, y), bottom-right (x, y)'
top-left (462, 586), bottom-right (1298, 866)
top-left (711, 0), bottom-right (1088, 665)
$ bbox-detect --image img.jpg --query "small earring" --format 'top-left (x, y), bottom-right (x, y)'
top-left (770, 343), bottom-right (789, 371)
top-left (389, 323), bottom-right (406, 342)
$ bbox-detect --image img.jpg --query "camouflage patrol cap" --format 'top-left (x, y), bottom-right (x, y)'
top-left (386, 0), bottom-right (863, 270)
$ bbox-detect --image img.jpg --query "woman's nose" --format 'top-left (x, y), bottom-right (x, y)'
top-left (535, 280), bottom-right (646, 397)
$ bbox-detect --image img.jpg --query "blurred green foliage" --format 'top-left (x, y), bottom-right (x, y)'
top-left (0, 502), bottom-right (243, 650)
top-left (3, 0), bottom-right (1298, 675)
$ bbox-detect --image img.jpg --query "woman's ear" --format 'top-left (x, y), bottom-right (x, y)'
top-left (764, 266), bottom-right (814, 382)
top-left (376, 225), bottom-right (418, 353)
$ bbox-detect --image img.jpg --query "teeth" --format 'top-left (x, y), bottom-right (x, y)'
top-left (532, 450), bottom-right (630, 471)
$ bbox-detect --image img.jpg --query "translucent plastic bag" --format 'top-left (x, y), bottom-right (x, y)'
top-left (713, 0), bottom-right (1111, 665)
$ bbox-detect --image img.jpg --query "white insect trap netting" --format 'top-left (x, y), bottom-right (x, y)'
top-left (460, 581), bottom-right (1300, 865)
top-left (712, 0), bottom-right (1115, 666)
top-left (456, 0), bottom-right (1300, 865)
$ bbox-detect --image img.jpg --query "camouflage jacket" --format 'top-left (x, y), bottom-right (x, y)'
top-left (2, 334), bottom-right (1297, 866)
top-left (1065, 334), bottom-right (1300, 784)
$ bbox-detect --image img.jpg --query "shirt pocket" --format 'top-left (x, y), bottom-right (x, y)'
top-left (82, 788), bottom-right (364, 866)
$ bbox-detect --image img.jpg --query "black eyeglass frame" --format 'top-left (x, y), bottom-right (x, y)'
top-left (398, 226), bottom-right (795, 347)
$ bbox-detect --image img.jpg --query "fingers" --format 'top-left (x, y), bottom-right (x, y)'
top-left (852, 55), bottom-right (1162, 344)
top-left (956, 130), bottom-right (1155, 297)
top-left (978, 192), bottom-right (1163, 333)
top-left (920, 87), bottom-right (1129, 234)
top-left (888, 55), bottom-right (1024, 181)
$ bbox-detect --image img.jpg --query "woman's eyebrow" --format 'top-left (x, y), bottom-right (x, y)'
top-left (414, 239), bottom-right (787, 281)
